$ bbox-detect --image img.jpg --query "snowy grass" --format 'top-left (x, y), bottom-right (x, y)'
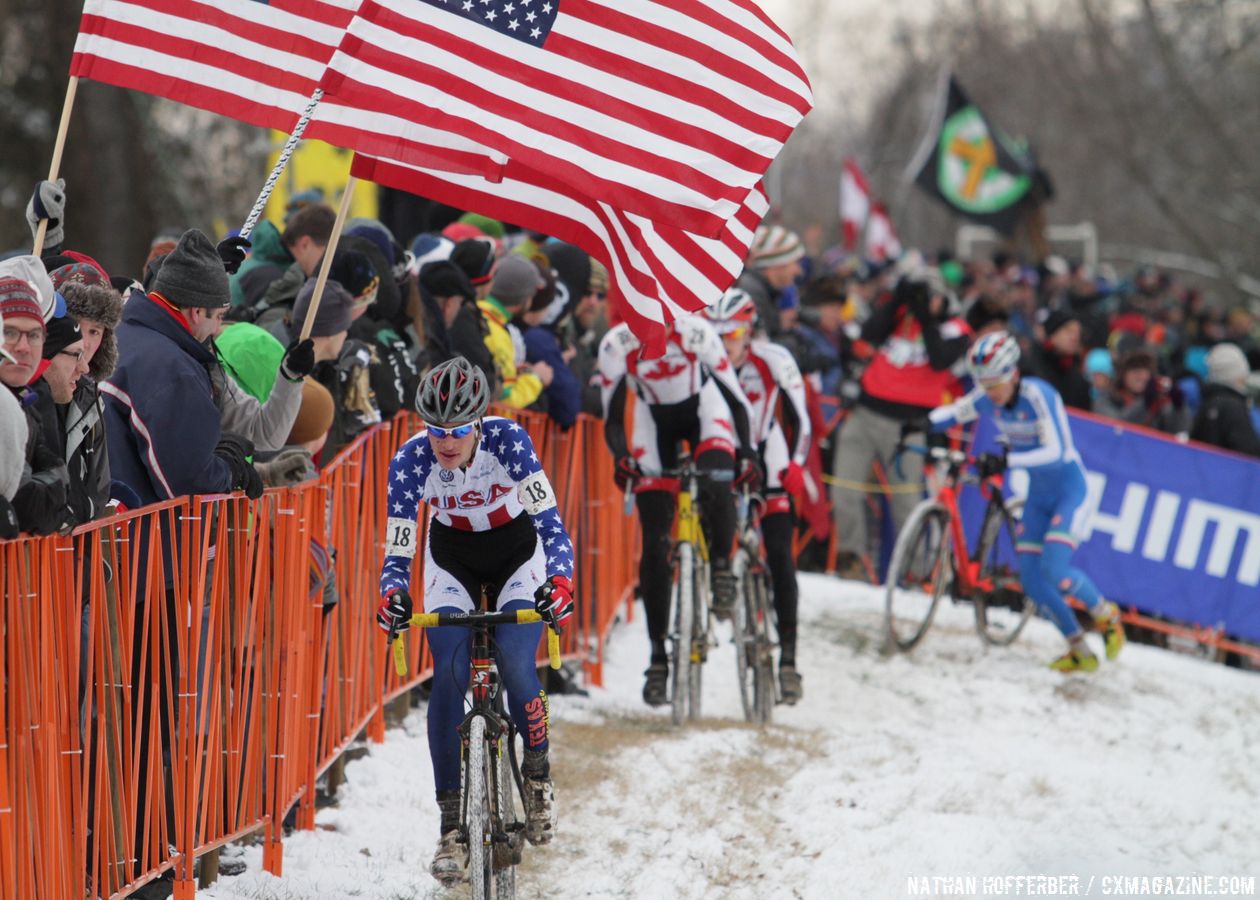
top-left (202, 574), bottom-right (1260, 899)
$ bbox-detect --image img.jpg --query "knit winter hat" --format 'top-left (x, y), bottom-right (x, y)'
top-left (0, 277), bottom-right (44, 329)
top-left (409, 233), bottom-right (454, 274)
top-left (50, 262), bottom-right (109, 291)
top-left (61, 281), bottom-right (124, 380)
top-left (451, 238), bottom-right (496, 286)
top-left (0, 255), bottom-right (60, 322)
top-left (287, 377), bottom-right (335, 444)
top-left (216, 322), bottom-right (286, 401)
top-left (458, 212), bottom-right (505, 240)
top-left (419, 260), bottom-right (475, 303)
top-left (1206, 342), bottom-right (1250, 386)
top-left (490, 255), bottom-right (543, 308)
top-left (1038, 308), bottom-right (1079, 339)
top-left (748, 225), bottom-right (805, 269)
top-left (42, 311), bottom-right (82, 360)
top-left (291, 278), bottom-right (354, 339)
top-left (151, 229), bottom-right (230, 309)
top-left (588, 258), bottom-right (609, 295)
top-left (345, 218), bottom-right (396, 267)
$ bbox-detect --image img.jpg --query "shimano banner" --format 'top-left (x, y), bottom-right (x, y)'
top-left (968, 412), bottom-right (1260, 642)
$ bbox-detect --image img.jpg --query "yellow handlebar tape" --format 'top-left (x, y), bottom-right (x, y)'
top-left (390, 611), bottom-right (562, 678)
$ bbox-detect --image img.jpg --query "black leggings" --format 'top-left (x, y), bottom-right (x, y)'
top-left (762, 510), bottom-right (798, 665)
top-left (637, 448), bottom-right (736, 663)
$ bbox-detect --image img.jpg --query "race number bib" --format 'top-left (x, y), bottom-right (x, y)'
top-left (386, 516), bottom-right (419, 558)
top-left (517, 472), bottom-right (557, 515)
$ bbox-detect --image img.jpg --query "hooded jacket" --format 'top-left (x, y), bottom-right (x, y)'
top-left (101, 293), bottom-right (235, 506)
top-left (229, 220), bottom-right (294, 309)
top-left (1190, 382), bottom-right (1260, 458)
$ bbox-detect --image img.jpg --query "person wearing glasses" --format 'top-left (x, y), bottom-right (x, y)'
top-left (701, 288), bottom-right (812, 703)
top-left (0, 276), bottom-right (72, 535)
top-left (596, 309), bottom-right (757, 706)
top-left (374, 356), bottom-right (575, 886)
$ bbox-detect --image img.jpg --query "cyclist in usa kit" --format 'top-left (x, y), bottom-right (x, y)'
top-left (376, 356), bottom-right (575, 883)
top-left (926, 332), bottom-right (1126, 672)
top-left (701, 288), bottom-right (811, 704)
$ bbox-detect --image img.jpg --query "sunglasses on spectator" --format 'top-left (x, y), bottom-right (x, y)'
top-left (4, 326), bottom-right (45, 347)
top-left (427, 423), bottom-right (477, 439)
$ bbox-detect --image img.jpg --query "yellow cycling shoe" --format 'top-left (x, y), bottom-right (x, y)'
top-left (1048, 647), bottom-right (1100, 673)
top-left (1093, 602), bottom-right (1126, 661)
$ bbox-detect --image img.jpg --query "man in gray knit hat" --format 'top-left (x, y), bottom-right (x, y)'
top-left (102, 229), bottom-right (264, 506)
top-left (1190, 342), bottom-right (1260, 457)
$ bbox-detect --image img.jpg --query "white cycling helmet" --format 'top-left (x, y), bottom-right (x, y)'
top-left (968, 331), bottom-right (1021, 386)
top-left (702, 287), bottom-right (758, 335)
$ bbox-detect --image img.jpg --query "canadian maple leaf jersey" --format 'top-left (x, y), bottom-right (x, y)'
top-left (379, 416), bottom-right (574, 597)
top-left (597, 315), bottom-right (753, 421)
top-left (736, 340), bottom-right (811, 464)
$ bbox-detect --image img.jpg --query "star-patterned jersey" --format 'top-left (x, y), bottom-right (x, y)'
top-left (736, 340), bottom-right (811, 465)
top-left (379, 416), bottom-right (574, 596)
top-left (597, 315), bottom-right (752, 414)
top-left (929, 376), bottom-right (1082, 477)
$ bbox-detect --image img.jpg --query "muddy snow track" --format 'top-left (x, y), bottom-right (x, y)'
top-left (204, 575), bottom-right (1260, 900)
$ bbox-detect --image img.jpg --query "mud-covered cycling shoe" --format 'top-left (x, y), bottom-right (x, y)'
top-left (710, 565), bottom-right (738, 621)
top-left (522, 775), bottom-right (557, 845)
top-left (1093, 601), bottom-right (1126, 661)
top-left (779, 664), bottom-right (803, 705)
top-left (1048, 647), bottom-right (1099, 673)
top-left (430, 828), bottom-right (467, 886)
top-left (642, 662), bottom-right (669, 706)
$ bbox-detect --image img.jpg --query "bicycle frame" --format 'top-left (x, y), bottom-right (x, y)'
top-left (921, 450), bottom-right (1008, 599)
top-left (674, 463), bottom-right (709, 563)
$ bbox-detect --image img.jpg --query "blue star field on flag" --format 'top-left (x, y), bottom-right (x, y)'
top-left (417, 0), bottom-right (559, 47)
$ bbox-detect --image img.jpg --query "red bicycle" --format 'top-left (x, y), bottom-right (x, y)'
top-left (883, 443), bottom-right (1034, 651)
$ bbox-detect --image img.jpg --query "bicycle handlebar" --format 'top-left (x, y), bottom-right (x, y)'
top-left (391, 609), bottom-right (563, 677)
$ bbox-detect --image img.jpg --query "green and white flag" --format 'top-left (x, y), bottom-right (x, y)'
top-left (909, 75), bottom-right (1036, 234)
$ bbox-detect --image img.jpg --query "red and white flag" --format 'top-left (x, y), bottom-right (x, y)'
top-left (865, 202), bottom-right (902, 262)
top-left (316, 0), bottom-right (812, 236)
top-left (839, 157), bottom-right (870, 251)
top-left (353, 153), bottom-right (767, 353)
top-left (71, 0), bottom-right (360, 133)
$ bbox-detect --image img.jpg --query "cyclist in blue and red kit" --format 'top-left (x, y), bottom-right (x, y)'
top-left (925, 332), bottom-right (1126, 672)
top-left (376, 356), bottom-right (575, 885)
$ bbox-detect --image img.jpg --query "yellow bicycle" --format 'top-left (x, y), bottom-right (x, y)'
top-left (669, 458), bottom-right (711, 726)
top-left (392, 610), bottom-right (560, 900)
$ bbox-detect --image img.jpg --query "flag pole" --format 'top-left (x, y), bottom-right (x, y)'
top-left (32, 76), bottom-right (79, 257)
top-left (297, 172), bottom-right (356, 342)
top-left (238, 88), bottom-right (325, 241)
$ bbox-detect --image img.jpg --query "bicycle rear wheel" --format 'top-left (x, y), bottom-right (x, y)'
top-left (748, 566), bottom-right (776, 724)
top-left (734, 554), bottom-right (755, 721)
top-left (670, 541), bottom-right (694, 726)
top-left (466, 715), bottom-right (492, 900)
top-left (884, 501), bottom-right (952, 652)
top-left (973, 497), bottom-right (1034, 646)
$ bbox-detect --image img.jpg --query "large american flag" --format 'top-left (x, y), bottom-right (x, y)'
top-left (317, 0), bottom-right (811, 236)
top-left (70, 0), bottom-right (806, 348)
top-left (352, 152), bottom-right (767, 352)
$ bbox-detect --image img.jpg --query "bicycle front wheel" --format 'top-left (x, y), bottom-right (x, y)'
top-left (492, 725), bottom-right (522, 898)
top-left (973, 497), bottom-right (1034, 646)
top-left (687, 555), bottom-right (707, 722)
top-left (884, 501), bottom-right (952, 652)
top-left (670, 541), bottom-right (694, 726)
top-left (466, 715), bottom-right (492, 900)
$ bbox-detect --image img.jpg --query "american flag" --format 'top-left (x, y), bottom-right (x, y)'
top-left (319, 0), bottom-right (811, 236)
top-left (352, 152), bottom-right (767, 354)
top-left (71, 0), bottom-right (359, 133)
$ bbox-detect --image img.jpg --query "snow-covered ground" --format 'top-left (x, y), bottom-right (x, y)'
top-left (203, 575), bottom-right (1260, 900)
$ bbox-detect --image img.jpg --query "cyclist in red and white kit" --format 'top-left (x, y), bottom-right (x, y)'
top-left (701, 288), bottom-right (811, 703)
top-left (597, 314), bottom-right (757, 706)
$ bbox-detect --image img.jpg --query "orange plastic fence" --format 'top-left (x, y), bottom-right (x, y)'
top-left (0, 409), bottom-right (637, 899)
